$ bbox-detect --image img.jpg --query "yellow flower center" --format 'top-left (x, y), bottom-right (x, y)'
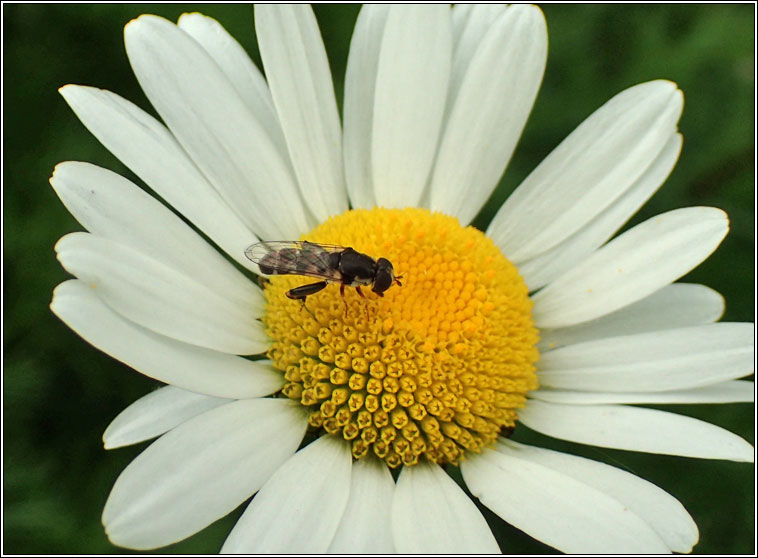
top-left (264, 208), bottom-right (538, 468)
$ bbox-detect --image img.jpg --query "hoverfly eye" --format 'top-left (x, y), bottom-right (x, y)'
top-left (373, 258), bottom-right (395, 294)
top-left (372, 269), bottom-right (393, 294)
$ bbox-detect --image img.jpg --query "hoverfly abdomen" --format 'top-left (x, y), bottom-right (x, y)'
top-left (255, 248), bottom-right (301, 276)
top-left (257, 261), bottom-right (276, 276)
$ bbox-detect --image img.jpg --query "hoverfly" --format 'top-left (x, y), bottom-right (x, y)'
top-left (245, 241), bottom-right (403, 302)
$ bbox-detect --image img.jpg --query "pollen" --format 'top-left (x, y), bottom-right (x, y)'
top-left (262, 208), bottom-right (538, 468)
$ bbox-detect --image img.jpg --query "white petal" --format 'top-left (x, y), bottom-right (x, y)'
top-left (531, 207), bottom-right (729, 328)
top-left (328, 457), bottom-right (395, 554)
top-left (50, 280), bottom-right (281, 399)
top-left (520, 133), bottom-right (683, 291)
top-left (124, 15), bottom-right (311, 239)
top-left (443, 4), bottom-right (510, 205)
top-left (489, 80), bottom-right (683, 262)
top-left (255, 5), bottom-right (348, 221)
top-left (221, 435), bottom-right (352, 553)
top-left (530, 380), bottom-right (755, 405)
top-left (495, 440), bottom-right (699, 553)
top-left (461, 447), bottom-right (670, 553)
top-left (519, 400), bottom-right (755, 462)
top-left (55, 233), bottom-right (267, 355)
top-left (176, 12), bottom-right (290, 163)
top-left (429, 5), bottom-right (547, 224)
top-left (103, 386), bottom-right (231, 449)
top-left (451, 3), bottom-right (474, 44)
top-left (391, 460), bottom-right (499, 554)
top-left (538, 282), bottom-right (724, 351)
top-left (50, 161), bottom-right (261, 304)
top-left (58, 86), bottom-right (260, 271)
top-left (538, 323), bottom-right (754, 393)
top-left (449, 4), bottom-right (509, 97)
top-left (103, 398), bottom-right (307, 550)
top-left (372, 5), bottom-right (452, 208)
top-left (342, 4), bottom-right (390, 209)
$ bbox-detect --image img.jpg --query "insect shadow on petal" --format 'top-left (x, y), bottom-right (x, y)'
top-left (245, 241), bottom-right (403, 316)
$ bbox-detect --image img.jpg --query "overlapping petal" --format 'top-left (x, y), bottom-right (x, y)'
top-left (221, 435), bottom-right (352, 553)
top-left (177, 12), bottom-right (289, 162)
top-left (530, 380), bottom-right (755, 405)
top-left (103, 399), bottom-right (307, 549)
top-left (255, 5), bottom-right (348, 221)
top-left (50, 280), bottom-right (281, 398)
top-left (391, 460), bottom-right (500, 553)
top-left (493, 440), bottom-right (699, 553)
top-left (328, 458), bottom-right (395, 553)
top-left (462, 446), bottom-right (671, 553)
top-left (450, 4), bottom-right (509, 87)
top-left (58, 87), bottom-right (261, 271)
top-left (103, 386), bottom-right (231, 449)
top-left (538, 323), bottom-right (754, 392)
top-left (342, 4), bottom-right (389, 209)
top-left (55, 234), bottom-right (267, 355)
top-left (371, 5), bottom-right (452, 208)
top-left (519, 400), bottom-right (754, 462)
top-left (538, 282), bottom-right (724, 350)
top-left (50, 161), bottom-right (261, 302)
top-left (124, 14), bottom-right (311, 239)
top-left (519, 133), bottom-right (683, 291)
top-left (531, 207), bottom-right (729, 328)
top-left (489, 80), bottom-right (683, 263)
top-left (429, 5), bottom-right (547, 224)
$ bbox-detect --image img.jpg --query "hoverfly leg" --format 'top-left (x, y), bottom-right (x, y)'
top-left (286, 281), bottom-right (329, 300)
top-left (500, 425), bottom-right (516, 439)
top-left (354, 286), bottom-right (371, 321)
top-left (339, 284), bottom-right (349, 318)
top-left (299, 298), bottom-right (317, 320)
top-left (287, 281), bottom-right (327, 321)
top-left (257, 275), bottom-right (271, 290)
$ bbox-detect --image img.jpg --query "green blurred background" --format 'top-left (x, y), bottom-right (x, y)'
top-left (3, 3), bottom-right (754, 554)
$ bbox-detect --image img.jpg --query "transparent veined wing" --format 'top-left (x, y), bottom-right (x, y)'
top-left (245, 241), bottom-right (345, 282)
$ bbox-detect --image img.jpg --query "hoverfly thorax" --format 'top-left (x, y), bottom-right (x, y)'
top-left (335, 248), bottom-right (378, 285)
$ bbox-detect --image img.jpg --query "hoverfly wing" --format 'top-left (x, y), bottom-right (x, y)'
top-left (244, 241), bottom-right (290, 266)
top-left (245, 241), bottom-right (344, 282)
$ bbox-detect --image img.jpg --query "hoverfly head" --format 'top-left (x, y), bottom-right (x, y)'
top-left (372, 258), bottom-right (398, 295)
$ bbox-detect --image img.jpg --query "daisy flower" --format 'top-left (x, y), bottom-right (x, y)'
top-left (49, 4), bottom-right (754, 554)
